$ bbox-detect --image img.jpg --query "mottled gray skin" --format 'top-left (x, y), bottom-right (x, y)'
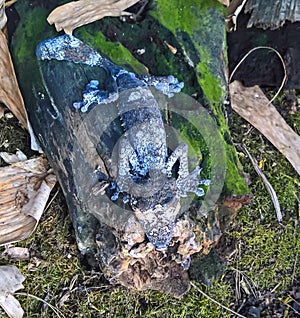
top-left (36, 35), bottom-right (210, 250)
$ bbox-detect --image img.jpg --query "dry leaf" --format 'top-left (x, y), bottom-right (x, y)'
top-left (218, 0), bottom-right (230, 6)
top-left (226, 0), bottom-right (247, 32)
top-left (0, 30), bottom-right (28, 128)
top-left (47, 0), bottom-right (140, 34)
top-left (229, 81), bottom-right (300, 175)
top-left (0, 265), bottom-right (25, 318)
top-left (0, 0), bottom-right (7, 30)
top-left (0, 156), bottom-right (56, 245)
top-left (2, 246), bottom-right (30, 261)
top-left (0, 149), bottom-right (27, 163)
top-left (0, 103), bottom-right (5, 118)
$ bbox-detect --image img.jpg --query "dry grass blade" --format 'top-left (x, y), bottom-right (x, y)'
top-left (191, 282), bottom-right (247, 318)
top-left (231, 267), bottom-right (259, 299)
top-left (15, 293), bottom-right (65, 318)
top-left (229, 46), bottom-right (287, 105)
top-left (0, 30), bottom-right (28, 129)
top-left (0, 156), bottom-right (56, 245)
top-left (47, 0), bottom-right (140, 35)
top-left (243, 145), bottom-right (282, 222)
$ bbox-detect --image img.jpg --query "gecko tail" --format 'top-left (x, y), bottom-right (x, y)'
top-left (36, 34), bottom-right (111, 68)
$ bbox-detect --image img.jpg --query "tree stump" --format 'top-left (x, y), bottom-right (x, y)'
top-left (9, 0), bottom-right (248, 297)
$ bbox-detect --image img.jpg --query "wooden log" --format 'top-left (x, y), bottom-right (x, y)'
top-left (9, 0), bottom-right (248, 296)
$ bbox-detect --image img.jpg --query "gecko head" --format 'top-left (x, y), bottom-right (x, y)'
top-left (132, 191), bottom-right (181, 250)
top-left (130, 177), bottom-right (181, 250)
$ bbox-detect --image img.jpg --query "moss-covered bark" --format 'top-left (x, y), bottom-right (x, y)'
top-left (9, 0), bottom-right (249, 293)
top-left (11, 0), bottom-right (248, 197)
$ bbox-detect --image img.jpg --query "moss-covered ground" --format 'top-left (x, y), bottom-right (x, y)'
top-left (0, 88), bottom-right (299, 317)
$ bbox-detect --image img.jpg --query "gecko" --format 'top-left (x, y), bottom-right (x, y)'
top-left (36, 35), bottom-right (210, 250)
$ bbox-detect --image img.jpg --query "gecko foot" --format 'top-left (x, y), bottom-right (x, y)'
top-left (177, 166), bottom-right (210, 197)
top-left (136, 74), bottom-right (184, 97)
top-left (73, 79), bottom-right (118, 112)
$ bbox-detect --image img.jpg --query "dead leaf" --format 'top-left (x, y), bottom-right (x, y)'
top-left (0, 0), bottom-right (7, 30)
top-left (0, 156), bottom-right (56, 245)
top-left (0, 103), bottom-right (5, 118)
top-left (0, 265), bottom-right (25, 318)
top-left (229, 81), bottom-right (300, 176)
top-left (47, 0), bottom-right (140, 34)
top-left (218, 0), bottom-right (230, 6)
top-left (0, 149), bottom-right (27, 164)
top-left (226, 0), bottom-right (247, 32)
top-left (2, 246), bottom-right (30, 261)
top-left (0, 30), bottom-right (28, 128)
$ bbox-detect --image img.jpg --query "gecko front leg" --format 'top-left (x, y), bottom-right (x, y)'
top-left (111, 137), bottom-right (139, 201)
top-left (166, 142), bottom-right (210, 197)
top-left (136, 74), bottom-right (184, 97)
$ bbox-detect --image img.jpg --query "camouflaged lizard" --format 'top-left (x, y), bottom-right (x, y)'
top-left (36, 35), bottom-right (210, 250)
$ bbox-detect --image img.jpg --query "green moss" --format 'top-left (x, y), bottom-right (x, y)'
top-left (151, 0), bottom-right (247, 195)
top-left (227, 91), bottom-right (300, 294)
top-left (74, 27), bottom-right (148, 74)
top-left (0, 117), bottom-right (30, 165)
top-left (231, 220), bottom-right (300, 292)
top-left (224, 149), bottom-right (249, 194)
top-left (196, 61), bottom-right (224, 105)
top-left (12, 4), bottom-right (51, 65)
top-left (152, 0), bottom-right (219, 35)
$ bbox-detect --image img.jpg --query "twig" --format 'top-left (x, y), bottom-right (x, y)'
top-left (229, 46), bottom-right (287, 105)
top-left (291, 251), bottom-right (298, 284)
top-left (5, 0), bottom-right (17, 7)
top-left (242, 145), bottom-right (282, 222)
top-left (191, 282), bottom-right (247, 318)
top-left (231, 267), bottom-right (259, 299)
top-left (15, 292), bottom-right (65, 318)
top-left (44, 188), bottom-right (60, 212)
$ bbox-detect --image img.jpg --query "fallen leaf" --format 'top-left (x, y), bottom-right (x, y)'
top-left (47, 0), bottom-right (140, 34)
top-left (0, 30), bottom-right (28, 129)
top-left (229, 81), bottom-right (300, 176)
top-left (0, 0), bottom-right (7, 30)
top-left (164, 41), bottom-right (177, 54)
top-left (0, 265), bottom-right (25, 318)
top-left (0, 149), bottom-right (27, 164)
top-left (0, 103), bottom-right (5, 118)
top-left (1, 246), bottom-right (30, 261)
top-left (218, 0), bottom-right (230, 6)
top-left (226, 0), bottom-right (247, 32)
top-left (0, 156), bottom-right (56, 245)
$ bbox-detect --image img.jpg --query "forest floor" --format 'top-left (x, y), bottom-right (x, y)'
top-left (1, 1), bottom-right (300, 317)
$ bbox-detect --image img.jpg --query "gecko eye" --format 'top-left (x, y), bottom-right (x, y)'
top-left (149, 229), bottom-right (159, 238)
top-left (161, 194), bottom-right (174, 206)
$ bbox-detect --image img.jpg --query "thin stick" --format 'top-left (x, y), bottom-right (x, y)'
top-left (15, 292), bottom-right (65, 318)
top-left (191, 282), bottom-right (247, 318)
top-left (229, 46), bottom-right (287, 105)
top-left (5, 0), bottom-right (17, 8)
top-left (44, 188), bottom-right (60, 212)
top-left (243, 145), bottom-right (282, 222)
top-left (231, 267), bottom-right (258, 299)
